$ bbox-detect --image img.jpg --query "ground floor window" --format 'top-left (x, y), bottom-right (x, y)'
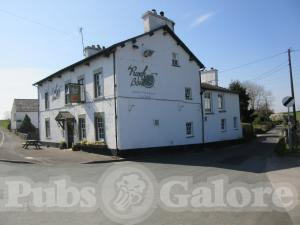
top-left (45, 119), bottom-right (51, 138)
top-left (221, 118), bottom-right (226, 131)
top-left (78, 116), bottom-right (86, 141)
top-left (95, 113), bottom-right (105, 141)
top-left (233, 117), bottom-right (238, 129)
top-left (186, 122), bottom-right (193, 137)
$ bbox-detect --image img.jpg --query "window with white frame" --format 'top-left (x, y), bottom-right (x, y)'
top-left (78, 116), bottom-right (86, 141)
top-left (233, 117), bottom-right (238, 129)
top-left (172, 52), bottom-right (180, 67)
top-left (94, 69), bottom-right (104, 98)
top-left (185, 87), bottom-right (192, 100)
top-left (186, 122), bottom-right (193, 137)
top-left (204, 92), bottom-right (212, 113)
top-left (95, 113), bottom-right (105, 141)
top-left (45, 119), bottom-right (51, 138)
top-left (45, 92), bottom-right (49, 110)
top-left (65, 84), bottom-right (71, 104)
top-left (217, 93), bottom-right (225, 110)
top-left (221, 119), bottom-right (226, 131)
top-left (78, 77), bottom-right (85, 102)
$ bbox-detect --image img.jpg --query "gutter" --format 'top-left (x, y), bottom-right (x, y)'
top-left (33, 84), bottom-right (40, 140)
top-left (199, 70), bottom-right (205, 145)
top-left (112, 51), bottom-right (119, 152)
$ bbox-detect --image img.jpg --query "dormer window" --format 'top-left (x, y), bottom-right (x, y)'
top-left (172, 52), bottom-right (180, 67)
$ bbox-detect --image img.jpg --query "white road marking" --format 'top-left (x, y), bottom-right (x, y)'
top-left (24, 157), bottom-right (34, 160)
top-left (0, 130), bottom-right (4, 148)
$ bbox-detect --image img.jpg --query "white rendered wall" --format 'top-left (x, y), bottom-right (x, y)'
top-left (203, 91), bottom-right (242, 143)
top-left (38, 54), bottom-right (117, 149)
top-left (115, 29), bottom-right (203, 150)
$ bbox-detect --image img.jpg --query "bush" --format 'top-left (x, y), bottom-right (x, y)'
top-left (242, 123), bottom-right (254, 139)
top-left (18, 115), bottom-right (36, 134)
top-left (59, 141), bottom-right (67, 149)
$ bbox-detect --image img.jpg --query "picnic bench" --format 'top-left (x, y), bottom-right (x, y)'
top-left (22, 140), bottom-right (42, 150)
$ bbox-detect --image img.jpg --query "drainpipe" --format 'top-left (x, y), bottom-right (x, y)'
top-left (199, 70), bottom-right (205, 145)
top-left (33, 84), bottom-right (40, 141)
top-left (112, 50), bottom-right (119, 152)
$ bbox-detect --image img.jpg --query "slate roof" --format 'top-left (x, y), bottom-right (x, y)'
top-left (33, 25), bottom-right (205, 86)
top-left (201, 83), bottom-right (238, 94)
top-left (13, 99), bottom-right (38, 112)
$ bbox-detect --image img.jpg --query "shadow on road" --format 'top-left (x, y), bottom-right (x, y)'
top-left (124, 136), bottom-right (300, 174)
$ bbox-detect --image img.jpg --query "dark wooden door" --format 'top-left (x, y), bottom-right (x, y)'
top-left (67, 120), bottom-right (74, 148)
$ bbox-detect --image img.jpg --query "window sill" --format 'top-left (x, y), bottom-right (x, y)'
top-left (172, 64), bottom-right (181, 67)
top-left (205, 112), bottom-right (214, 115)
top-left (186, 135), bottom-right (194, 138)
top-left (46, 137), bottom-right (51, 140)
top-left (94, 96), bottom-right (105, 101)
top-left (218, 109), bottom-right (226, 113)
top-left (221, 130), bottom-right (227, 133)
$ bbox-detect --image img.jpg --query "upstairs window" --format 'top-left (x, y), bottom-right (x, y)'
top-left (186, 122), bottom-right (194, 137)
top-left (78, 77), bottom-right (85, 102)
top-left (204, 92), bottom-right (212, 113)
top-left (172, 52), bottom-right (180, 67)
top-left (221, 118), bottom-right (226, 131)
top-left (94, 69), bottom-right (104, 98)
top-left (185, 87), bottom-right (192, 100)
top-left (217, 93), bottom-right (225, 110)
top-left (45, 92), bottom-right (49, 110)
top-left (65, 84), bottom-right (71, 104)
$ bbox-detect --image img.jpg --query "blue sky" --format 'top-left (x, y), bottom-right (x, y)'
top-left (0, 0), bottom-right (300, 119)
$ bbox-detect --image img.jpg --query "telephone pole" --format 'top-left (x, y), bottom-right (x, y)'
top-left (288, 48), bottom-right (297, 126)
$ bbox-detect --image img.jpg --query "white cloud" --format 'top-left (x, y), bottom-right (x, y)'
top-left (189, 12), bottom-right (217, 28)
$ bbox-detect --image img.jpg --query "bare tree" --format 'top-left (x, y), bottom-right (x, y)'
top-left (242, 81), bottom-right (274, 111)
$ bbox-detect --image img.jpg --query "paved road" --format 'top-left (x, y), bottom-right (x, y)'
top-left (0, 127), bottom-right (299, 225)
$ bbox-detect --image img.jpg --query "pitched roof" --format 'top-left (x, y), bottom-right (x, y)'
top-left (201, 83), bottom-right (238, 94)
top-left (13, 99), bottom-right (38, 112)
top-left (33, 25), bottom-right (205, 85)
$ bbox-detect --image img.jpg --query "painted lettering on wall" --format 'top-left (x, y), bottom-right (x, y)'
top-left (52, 84), bottom-right (61, 100)
top-left (128, 65), bottom-right (157, 88)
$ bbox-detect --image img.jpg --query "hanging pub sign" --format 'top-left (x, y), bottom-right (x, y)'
top-left (128, 65), bottom-right (157, 88)
top-left (65, 83), bottom-right (83, 103)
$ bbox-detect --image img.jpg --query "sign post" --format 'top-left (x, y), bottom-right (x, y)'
top-left (282, 96), bottom-right (295, 151)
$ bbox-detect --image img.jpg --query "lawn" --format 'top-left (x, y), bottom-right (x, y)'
top-left (0, 120), bottom-right (9, 129)
top-left (282, 111), bottom-right (300, 122)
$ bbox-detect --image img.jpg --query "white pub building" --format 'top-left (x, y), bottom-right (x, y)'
top-left (34, 10), bottom-right (242, 150)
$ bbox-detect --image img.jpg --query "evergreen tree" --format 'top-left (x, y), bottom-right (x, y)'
top-left (229, 80), bottom-right (254, 123)
top-left (18, 114), bottom-right (36, 133)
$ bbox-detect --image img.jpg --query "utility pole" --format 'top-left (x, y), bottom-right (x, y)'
top-left (288, 48), bottom-right (297, 126)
